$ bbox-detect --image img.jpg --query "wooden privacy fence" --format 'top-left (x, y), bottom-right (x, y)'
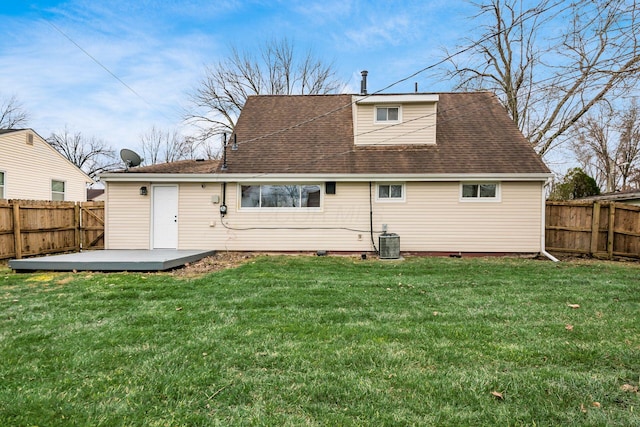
top-left (546, 201), bottom-right (640, 259)
top-left (0, 200), bottom-right (104, 260)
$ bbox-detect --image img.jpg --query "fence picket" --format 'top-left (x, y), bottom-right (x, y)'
top-left (0, 200), bottom-right (104, 260)
top-left (546, 200), bottom-right (640, 259)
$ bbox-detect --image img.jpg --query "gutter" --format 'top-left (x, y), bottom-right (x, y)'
top-left (541, 178), bottom-right (559, 262)
top-left (100, 172), bottom-right (552, 183)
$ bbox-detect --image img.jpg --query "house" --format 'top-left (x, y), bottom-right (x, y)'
top-left (87, 188), bottom-right (105, 201)
top-left (100, 89), bottom-right (552, 256)
top-left (0, 129), bottom-right (93, 201)
top-left (580, 190), bottom-right (640, 206)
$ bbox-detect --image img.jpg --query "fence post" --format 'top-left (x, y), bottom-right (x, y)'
top-left (12, 201), bottom-right (22, 259)
top-left (590, 202), bottom-right (601, 256)
top-left (74, 203), bottom-right (81, 252)
top-left (607, 202), bottom-right (616, 259)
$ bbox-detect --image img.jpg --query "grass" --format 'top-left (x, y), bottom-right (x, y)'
top-left (1, 255), bottom-right (639, 426)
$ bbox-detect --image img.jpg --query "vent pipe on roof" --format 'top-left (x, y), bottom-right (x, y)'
top-left (221, 133), bottom-right (228, 171)
top-left (360, 70), bottom-right (368, 95)
top-left (415, 82), bottom-right (418, 93)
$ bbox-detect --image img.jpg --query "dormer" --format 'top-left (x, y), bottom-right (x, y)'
top-left (352, 93), bottom-right (439, 146)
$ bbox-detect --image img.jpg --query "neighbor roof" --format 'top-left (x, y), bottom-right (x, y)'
top-left (126, 158), bottom-right (221, 174)
top-left (0, 129), bottom-right (23, 134)
top-left (222, 92), bottom-right (549, 175)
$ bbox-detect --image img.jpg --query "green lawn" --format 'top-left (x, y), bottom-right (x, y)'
top-left (1, 255), bottom-right (639, 426)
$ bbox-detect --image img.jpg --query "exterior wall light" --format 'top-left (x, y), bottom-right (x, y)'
top-left (140, 186), bottom-right (148, 196)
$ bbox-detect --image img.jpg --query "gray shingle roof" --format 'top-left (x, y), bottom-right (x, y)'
top-left (224, 92), bottom-right (549, 175)
top-left (119, 92), bottom-right (549, 176)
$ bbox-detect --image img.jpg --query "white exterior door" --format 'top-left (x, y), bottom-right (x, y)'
top-left (152, 185), bottom-right (178, 249)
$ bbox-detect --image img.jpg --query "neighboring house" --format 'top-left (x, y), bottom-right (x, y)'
top-left (101, 90), bottom-right (551, 255)
top-left (580, 190), bottom-right (640, 206)
top-left (0, 129), bottom-right (93, 201)
top-left (87, 188), bottom-right (105, 201)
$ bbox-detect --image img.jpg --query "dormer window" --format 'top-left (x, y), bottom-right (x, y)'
top-left (354, 94), bottom-right (438, 146)
top-left (375, 106), bottom-right (400, 123)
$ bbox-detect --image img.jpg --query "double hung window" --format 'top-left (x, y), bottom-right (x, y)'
top-left (375, 106), bottom-right (400, 123)
top-left (377, 183), bottom-right (404, 202)
top-left (461, 183), bottom-right (499, 201)
top-left (52, 180), bottom-right (65, 201)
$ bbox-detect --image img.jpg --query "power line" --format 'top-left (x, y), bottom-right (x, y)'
top-left (240, 52), bottom-right (640, 179)
top-left (230, 0), bottom-right (570, 149)
top-left (46, 20), bottom-right (155, 110)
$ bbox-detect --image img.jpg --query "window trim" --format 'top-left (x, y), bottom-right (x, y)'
top-left (376, 183), bottom-right (406, 203)
top-left (0, 171), bottom-right (5, 199)
top-left (51, 179), bottom-right (66, 201)
top-left (459, 182), bottom-right (501, 202)
top-left (238, 183), bottom-right (323, 211)
top-left (374, 105), bottom-right (402, 124)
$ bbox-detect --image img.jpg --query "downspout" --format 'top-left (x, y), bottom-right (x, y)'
top-left (541, 178), bottom-right (559, 262)
top-left (369, 181), bottom-right (378, 253)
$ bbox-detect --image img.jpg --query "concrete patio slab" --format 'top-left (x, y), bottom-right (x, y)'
top-left (9, 249), bottom-right (217, 272)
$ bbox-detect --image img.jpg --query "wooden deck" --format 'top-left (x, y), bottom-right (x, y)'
top-left (8, 249), bottom-right (216, 272)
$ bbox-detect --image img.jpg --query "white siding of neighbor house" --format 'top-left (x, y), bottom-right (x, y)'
top-left (105, 182), bottom-right (151, 249)
top-left (106, 180), bottom-right (544, 253)
top-left (0, 130), bottom-right (92, 201)
top-left (353, 102), bottom-right (437, 146)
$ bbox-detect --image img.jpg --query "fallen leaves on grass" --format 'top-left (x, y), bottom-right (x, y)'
top-left (621, 384), bottom-right (639, 393)
top-left (565, 324), bottom-right (574, 331)
top-left (55, 276), bottom-right (74, 285)
top-left (581, 402), bottom-right (602, 413)
top-left (567, 303), bottom-right (580, 309)
top-left (490, 391), bottom-right (504, 400)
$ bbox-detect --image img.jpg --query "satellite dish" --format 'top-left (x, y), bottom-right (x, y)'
top-left (120, 149), bottom-right (142, 169)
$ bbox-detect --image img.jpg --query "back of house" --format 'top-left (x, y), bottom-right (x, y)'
top-left (101, 90), bottom-right (550, 255)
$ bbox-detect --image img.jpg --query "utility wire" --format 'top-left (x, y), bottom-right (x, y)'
top-left (238, 53), bottom-right (636, 180)
top-left (229, 0), bottom-right (570, 149)
top-left (46, 20), bottom-right (155, 110)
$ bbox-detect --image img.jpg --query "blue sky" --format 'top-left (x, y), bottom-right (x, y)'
top-left (1, 0), bottom-right (480, 157)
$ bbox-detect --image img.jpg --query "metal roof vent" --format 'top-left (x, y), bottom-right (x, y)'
top-left (360, 70), bottom-right (368, 95)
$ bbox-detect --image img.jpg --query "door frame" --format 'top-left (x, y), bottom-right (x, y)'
top-left (151, 184), bottom-right (179, 249)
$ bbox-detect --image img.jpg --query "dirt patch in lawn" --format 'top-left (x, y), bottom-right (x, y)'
top-left (170, 252), bottom-right (256, 277)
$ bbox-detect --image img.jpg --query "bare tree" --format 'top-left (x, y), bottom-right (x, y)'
top-left (617, 100), bottom-right (640, 190)
top-left (572, 101), bottom-right (640, 192)
top-left (47, 127), bottom-right (119, 179)
top-left (186, 38), bottom-right (342, 147)
top-left (139, 126), bottom-right (196, 165)
top-left (0, 94), bottom-right (29, 129)
top-left (445, 0), bottom-right (640, 156)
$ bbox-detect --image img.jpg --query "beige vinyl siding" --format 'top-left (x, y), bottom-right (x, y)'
top-left (373, 181), bottom-right (543, 252)
top-left (177, 183), bottom-right (222, 249)
top-left (105, 180), bottom-right (544, 253)
top-left (0, 130), bottom-right (91, 201)
top-left (214, 181), bottom-right (542, 252)
top-left (353, 102), bottom-right (437, 146)
top-left (105, 182), bottom-right (151, 249)
top-left (219, 182), bottom-right (373, 251)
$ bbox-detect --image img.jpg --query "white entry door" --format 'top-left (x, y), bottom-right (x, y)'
top-left (152, 185), bottom-right (178, 249)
